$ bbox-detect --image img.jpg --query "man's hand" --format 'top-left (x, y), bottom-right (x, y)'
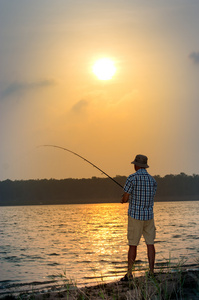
top-left (120, 192), bottom-right (129, 204)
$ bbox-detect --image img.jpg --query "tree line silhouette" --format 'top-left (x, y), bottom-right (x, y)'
top-left (0, 173), bottom-right (199, 206)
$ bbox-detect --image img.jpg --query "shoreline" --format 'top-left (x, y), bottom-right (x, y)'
top-left (1, 268), bottom-right (199, 299)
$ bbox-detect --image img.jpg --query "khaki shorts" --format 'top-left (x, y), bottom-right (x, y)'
top-left (128, 216), bottom-right (156, 246)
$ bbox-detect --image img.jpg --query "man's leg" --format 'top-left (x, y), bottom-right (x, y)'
top-left (128, 245), bottom-right (137, 277)
top-left (125, 216), bottom-right (142, 280)
top-left (147, 244), bottom-right (155, 274)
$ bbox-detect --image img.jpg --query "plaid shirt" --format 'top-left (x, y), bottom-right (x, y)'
top-left (124, 169), bottom-right (157, 220)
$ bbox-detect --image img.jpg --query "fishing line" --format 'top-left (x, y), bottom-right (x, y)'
top-left (39, 145), bottom-right (123, 189)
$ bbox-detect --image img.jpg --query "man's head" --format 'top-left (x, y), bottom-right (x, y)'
top-left (131, 154), bottom-right (149, 170)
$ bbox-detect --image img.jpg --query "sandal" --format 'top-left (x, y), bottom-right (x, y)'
top-left (146, 272), bottom-right (160, 281)
top-left (120, 274), bottom-right (133, 282)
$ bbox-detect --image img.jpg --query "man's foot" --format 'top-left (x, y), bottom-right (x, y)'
top-left (120, 273), bottom-right (133, 282)
top-left (146, 271), bottom-right (159, 281)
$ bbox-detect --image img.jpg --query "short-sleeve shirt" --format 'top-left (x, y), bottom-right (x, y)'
top-left (124, 169), bottom-right (157, 220)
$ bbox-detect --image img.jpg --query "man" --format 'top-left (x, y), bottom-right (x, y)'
top-left (120, 154), bottom-right (157, 281)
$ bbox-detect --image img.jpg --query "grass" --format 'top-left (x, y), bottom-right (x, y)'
top-left (48, 257), bottom-right (199, 300)
top-left (2, 258), bottom-right (199, 299)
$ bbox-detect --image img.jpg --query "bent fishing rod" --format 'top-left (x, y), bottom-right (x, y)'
top-left (39, 145), bottom-right (123, 189)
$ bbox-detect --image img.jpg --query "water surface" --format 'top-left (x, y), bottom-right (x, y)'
top-left (0, 201), bottom-right (199, 295)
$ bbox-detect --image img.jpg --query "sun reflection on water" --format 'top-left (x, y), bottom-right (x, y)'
top-left (0, 202), bottom-right (199, 287)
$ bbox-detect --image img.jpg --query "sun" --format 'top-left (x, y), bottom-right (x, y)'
top-left (92, 58), bottom-right (116, 80)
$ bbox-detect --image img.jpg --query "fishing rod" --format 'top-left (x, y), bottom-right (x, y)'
top-left (40, 145), bottom-right (124, 189)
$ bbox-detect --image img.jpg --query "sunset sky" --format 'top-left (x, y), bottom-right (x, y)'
top-left (1, 1), bottom-right (199, 181)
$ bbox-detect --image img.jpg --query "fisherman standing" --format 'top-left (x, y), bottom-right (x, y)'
top-left (120, 154), bottom-right (157, 281)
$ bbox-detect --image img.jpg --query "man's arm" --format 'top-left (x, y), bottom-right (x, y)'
top-left (153, 180), bottom-right (157, 197)
top-left (120, 192), bottom-right (130, 204)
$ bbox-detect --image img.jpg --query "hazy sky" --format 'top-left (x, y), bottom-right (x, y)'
top-left (1, 0), bottom-right (199, 181)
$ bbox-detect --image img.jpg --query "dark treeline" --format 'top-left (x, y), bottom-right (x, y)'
top-left (0, 173), bottom-right (199, 206)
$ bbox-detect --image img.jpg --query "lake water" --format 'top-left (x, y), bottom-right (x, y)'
top-left (0, 201), bottom-right (199, 296)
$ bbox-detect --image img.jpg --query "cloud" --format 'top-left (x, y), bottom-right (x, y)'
top-left (189, 52), bottom-right (199, 65)
top-left (71, 99), bottom-right (89, 113)
top-left (0, 79), bottom-right (56, 99)
top-left (71, 90), bottom-right (106, 114)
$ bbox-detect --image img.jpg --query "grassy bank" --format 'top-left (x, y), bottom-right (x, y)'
top-left (2, 268), bottom-right (199, 300)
